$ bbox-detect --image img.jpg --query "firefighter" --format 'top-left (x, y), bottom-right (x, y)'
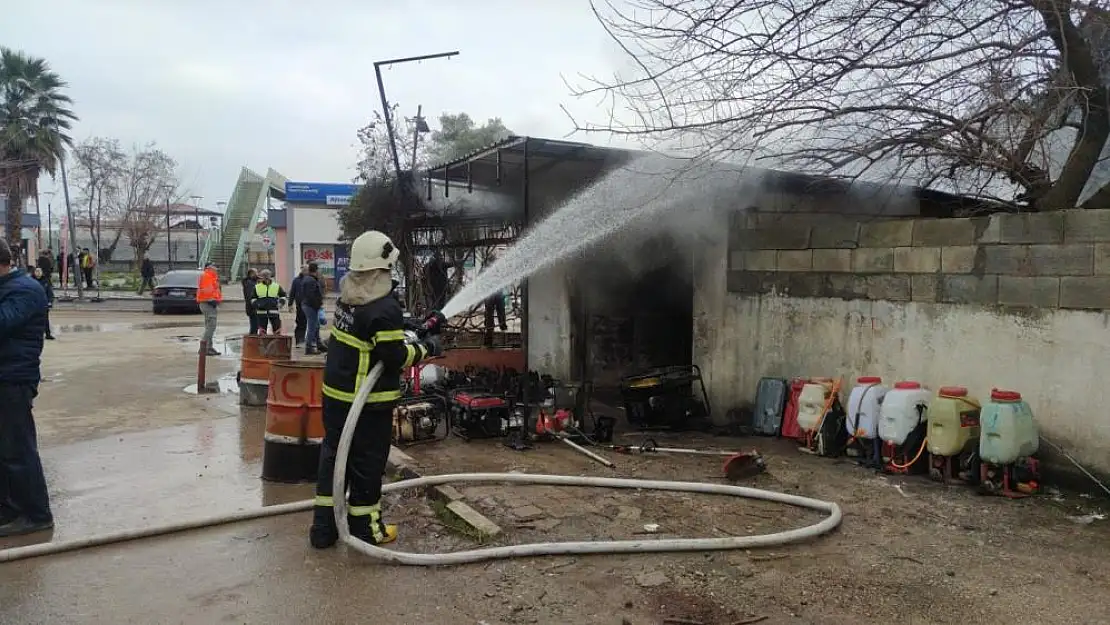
top-left (252, 270), bottom-right (286, 335)
top-left (310, 230), bottom-right (443, 549)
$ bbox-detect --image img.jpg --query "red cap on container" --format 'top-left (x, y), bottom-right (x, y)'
top-left (939, 386), bottom-right (968, 397)
top-left (894, 381), bottom-right (921, 390)
top-left (857, 376), bottom-right (882, 384)
top-left (991, 388), bottom-right (1022, 402)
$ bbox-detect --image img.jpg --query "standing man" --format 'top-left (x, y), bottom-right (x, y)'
top-left (289, 265), bottom-right (308, 346)
top-left (423, 252), bottom-right (457, 313)
top-left (300, 262), bottom-right (328, 355)
top-left (36, 249), bottom-right (54, 286)
top-left (138, 255), bottom-right (156, 295)
top-left (252, 270), bottom-right (286, 335)
top-left (309, 230), bottom-right (442, 549)
top-left (0, 239), bottom-right (54, 537)
top-left (80, 248), bottom-right (95, 289)
top-left (196, 262), bottom-right (222, 356)
top-left (241, 268), bottom-right (259, 335)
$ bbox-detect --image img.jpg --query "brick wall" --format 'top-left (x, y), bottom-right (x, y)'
top-left (726, 209), bottom-right (1110, 310)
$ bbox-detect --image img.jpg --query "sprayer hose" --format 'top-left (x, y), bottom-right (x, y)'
top-left (0, 364), bottom-right (843, 566)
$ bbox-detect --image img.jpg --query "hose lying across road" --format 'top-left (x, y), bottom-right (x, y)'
top-left (0, 363), bottom-right (843, 565)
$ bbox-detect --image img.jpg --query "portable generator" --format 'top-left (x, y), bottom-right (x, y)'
top-left (620, 365), bottom-right (711, 431)
top-left (391, 396), bottom-right (448, 446)
top-left (449, 389), bottom-right (513, 440)
top-left (979, 457), bottom-right (1040, 498)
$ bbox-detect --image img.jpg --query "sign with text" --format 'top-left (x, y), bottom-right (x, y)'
top-left (285, 181), bottom-right (359, 206)
top-left (333, 243), bottom-right (350, 284)
top-left (301, 243), bottom-right (336, 278)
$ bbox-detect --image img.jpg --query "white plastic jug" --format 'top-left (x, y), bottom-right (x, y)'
top-left (846, 376), bottom-right (888, 439)
top-left (797, 380), bottom-right (833, 432)
top-left (879, 381), bottom-right (930, 446)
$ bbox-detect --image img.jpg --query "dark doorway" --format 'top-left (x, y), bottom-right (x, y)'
top-left (571, 234), bottom-right (694, 391)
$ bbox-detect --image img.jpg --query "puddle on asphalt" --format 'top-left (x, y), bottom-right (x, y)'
top-left (184, 374), bottom-right (240, 395)
top-left (169, 334), bottom-right (244, 361)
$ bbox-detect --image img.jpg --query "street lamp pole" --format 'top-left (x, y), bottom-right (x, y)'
top-left (190, 195), bottom-right (203, 266)
top-left (42, 191), bottom-right (55, 253)
top-left (373, 51), bottom-right (459, 180)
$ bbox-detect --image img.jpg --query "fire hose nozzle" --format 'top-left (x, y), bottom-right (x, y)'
top-left (421, 311), bottom-right (446, 337)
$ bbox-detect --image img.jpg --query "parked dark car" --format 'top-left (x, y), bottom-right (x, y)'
top-left (152, 270), bottom-right (204, 314)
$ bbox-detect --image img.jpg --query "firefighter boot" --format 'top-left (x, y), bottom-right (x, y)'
top-left (309, 504), bottom-right (338, 549)
top-left (348, 512), bottom-right (398, 546)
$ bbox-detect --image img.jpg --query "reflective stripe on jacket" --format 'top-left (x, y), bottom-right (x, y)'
top-left (253, 281), bottom-right (282, 312)
top-left (322, 291), bottom-right (430, 406)
top-left (196, 269), bottom-right (223, 303)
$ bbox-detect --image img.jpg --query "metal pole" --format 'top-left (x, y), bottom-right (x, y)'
top-left (191, 195), bottom-right (203, 267)
top-left (372, 51), bottom-right (459, 181)
top-left (59, 151), bottom-right (83, 300)
top-left (374, 65), bottom-right (404, 180)
top-left (410, 104), bottom-right (423, 170)
top-left (47, 203), bottom-right (52, 252)
top-left (165, 189), bottom-right (173, 270)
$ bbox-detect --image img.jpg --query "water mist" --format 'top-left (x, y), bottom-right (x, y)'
top-left (440, 155), bottom-right (751, 319)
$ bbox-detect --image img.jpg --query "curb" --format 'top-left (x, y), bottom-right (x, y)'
top-left (386, 446), bottom-right (502, 538)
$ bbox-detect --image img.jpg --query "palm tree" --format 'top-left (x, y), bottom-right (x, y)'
top-left (0, 48), bottom-right (76, 250)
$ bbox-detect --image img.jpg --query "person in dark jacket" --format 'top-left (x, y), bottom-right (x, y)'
top-left (241, 268), bottom-right (259, 335)
top-left (423, 253), bottom-right (457, 312)
top-left (36, 250), bottom-right (54, 286)
top-left (138, 255), bottom-right (156, 295)
top-left (288, 265), bottom-right (308, 345)
top-left (66, 251), bottom-right (76, 287)
top-left (252, 270), bottom-right (287, 335)
top-left (31, 266), bottom-right (55, 340)
top-left (310, 230), bottom-right (441, 550)
top-left (300, 262), bottom-right (328, 355)
top-left (0, 239), bottom-right (54, 537)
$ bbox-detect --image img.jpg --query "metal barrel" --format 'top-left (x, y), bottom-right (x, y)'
top-left (239, 334), bottom-right (293, 406)
top-left (262, 359), bottom-right (325, 483)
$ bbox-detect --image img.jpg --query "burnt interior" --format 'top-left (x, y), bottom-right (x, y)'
top-left (571, 234), bottom-right (694, 391)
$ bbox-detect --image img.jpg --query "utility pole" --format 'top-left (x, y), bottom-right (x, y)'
top-left (411, 104), bottom-right (425, 169)
top-left (164, 185), bottom-right (174, 271)
top-left (190, 195), bottom-right (203, 266)
top-left (42, 191), bottom-right (55, 252)
top-left (59, 151), bottom-right (82, 300)
top-left (373, 51), bottom-right (459, 180)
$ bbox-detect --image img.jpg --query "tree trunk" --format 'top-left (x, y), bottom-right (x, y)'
top-left (5, 184), bottom-right (24, 252)
top-left (1033, 0), bottom-right (1110, 209)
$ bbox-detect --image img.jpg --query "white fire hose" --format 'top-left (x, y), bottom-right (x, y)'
top-left (0, 362), bottom-right (842, 565)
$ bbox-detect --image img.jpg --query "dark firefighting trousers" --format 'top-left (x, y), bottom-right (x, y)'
top-left (311, 395), bottom-right (393, 543)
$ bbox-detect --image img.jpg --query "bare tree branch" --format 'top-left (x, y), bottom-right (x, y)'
top-left (570, 0), bottom-right (1110, 210)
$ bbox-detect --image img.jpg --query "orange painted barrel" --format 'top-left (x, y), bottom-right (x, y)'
top-left (239, 334), bottom-right (293, 406)
top-left (262, 359), bottom-right (325, 483)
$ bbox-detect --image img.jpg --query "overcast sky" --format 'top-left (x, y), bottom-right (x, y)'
top-left (3, 0), bottom-right (636, 211)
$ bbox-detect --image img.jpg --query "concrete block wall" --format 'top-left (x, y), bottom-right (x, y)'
top-left (726, 210), bottom-right (1110, 310)
top-left (693, 208), bottom-right (1110, 478)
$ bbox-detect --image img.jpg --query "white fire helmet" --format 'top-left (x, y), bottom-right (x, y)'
top-left (348, 230), bottom-right (399, 272)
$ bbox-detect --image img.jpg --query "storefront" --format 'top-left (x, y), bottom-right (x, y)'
top-left (275, 181), bottom-right (358, 289)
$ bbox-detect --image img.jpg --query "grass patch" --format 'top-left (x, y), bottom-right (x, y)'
top-left (430, 498), bottom-right (493, 544)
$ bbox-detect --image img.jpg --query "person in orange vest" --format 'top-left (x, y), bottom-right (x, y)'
top-left (196, 263), bottom-right (223, 356)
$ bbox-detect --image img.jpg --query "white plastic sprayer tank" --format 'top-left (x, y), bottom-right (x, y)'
top-left (879, 381), bottom-right (931, 446)
top-left (796, 379), bottom-right (834, 433)
top-left (846, 376), bottom-right (887, 439)
top-left (979, 389), bottom-right (1039, 465)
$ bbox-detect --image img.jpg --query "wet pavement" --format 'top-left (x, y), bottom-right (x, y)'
top-left (4, 310), bottom-right (1110, 625)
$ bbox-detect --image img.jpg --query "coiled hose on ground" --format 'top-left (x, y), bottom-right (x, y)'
top-left (0, 363), bottom-right (842, 565)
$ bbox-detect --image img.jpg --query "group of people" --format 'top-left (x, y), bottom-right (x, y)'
top-left (0, 238), bottom-right (55, 538)
top-left (238, 264), bottom-right (328, 353)
top-left (25, 247), bottom-right (97, 290)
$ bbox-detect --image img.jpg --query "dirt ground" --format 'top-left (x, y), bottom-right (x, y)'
top-left (1, 309), bottom-right (1107, 625)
